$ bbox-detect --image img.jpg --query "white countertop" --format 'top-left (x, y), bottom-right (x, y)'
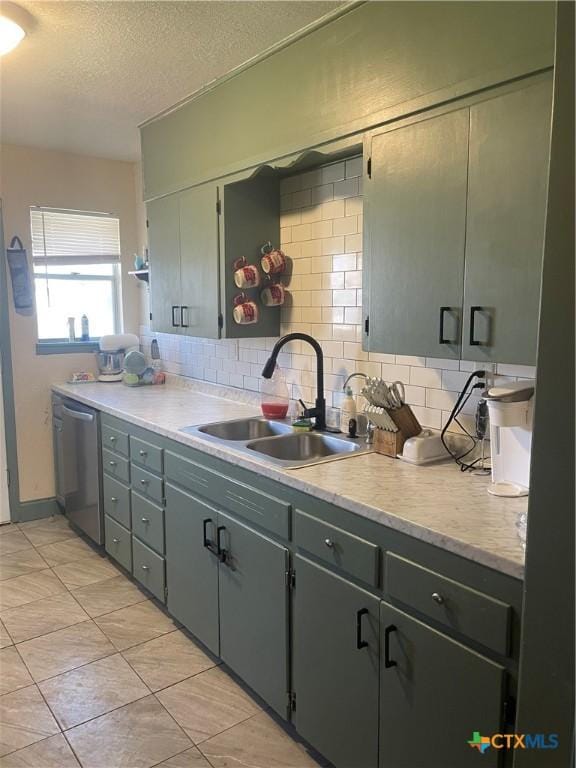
top-left (52, 379), bottom-right (527, 579)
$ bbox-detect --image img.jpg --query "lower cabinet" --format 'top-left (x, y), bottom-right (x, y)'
top-left (165, 483), bottom-right (219, 655)
top-left (218, 511), bottom-right (289, 718)
top-left (293, 556), bottom-right (380, 768)
top-left (379, 601), bottom-right (506, 768)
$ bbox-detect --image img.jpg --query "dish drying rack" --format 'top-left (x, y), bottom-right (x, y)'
top-left (361, 377), bottom-right (422, 457)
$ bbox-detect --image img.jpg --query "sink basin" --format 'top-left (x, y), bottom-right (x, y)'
top-left (246, 432), bottom-right (365, 465)
top-left (184, 418), bottom-right (292, 441)
top-left (182, 418), bottom-right (370, 468)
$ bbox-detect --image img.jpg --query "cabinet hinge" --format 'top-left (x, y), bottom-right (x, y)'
top-left (217, 313), bottom-right (224, 330)
top-left (287, 691), bottom-right (296, 713)
top-left (285, 569), bottom-right (296, 589)
top-left (364, 316), bottom-right (370, 336)
top-left (367, 157), bottom-right (372, 179)
top-left (6, 469), bottom-right (10, 488)
top-left (149, 312), bottom-right (153, 322)
top-left (164, 586), bottom-right (169, 601)
top-left (146, 219), bottom-right (149, 228)
top-left (216, 200), bottom-right (222, 215)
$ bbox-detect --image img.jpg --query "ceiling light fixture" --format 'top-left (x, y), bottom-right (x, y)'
top-left (0, 2), bottom-right (29, 56)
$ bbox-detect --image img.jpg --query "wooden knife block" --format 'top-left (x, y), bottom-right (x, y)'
top-left (373, 404), bottom-right (422, 458)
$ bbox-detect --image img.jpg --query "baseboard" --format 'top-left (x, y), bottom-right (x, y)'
top-left (14, 497), bottom-right (62, 523)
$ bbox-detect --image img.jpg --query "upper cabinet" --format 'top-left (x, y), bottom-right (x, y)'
top-left (461, 78), bottom-right (552, 364)
top-left (363, 73), bottom-right (552, 365)
top-left (147, 173), bottom-right (280, 339)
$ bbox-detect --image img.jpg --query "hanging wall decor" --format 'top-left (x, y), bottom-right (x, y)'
top-left (6, 236), bottom-right (34, 315)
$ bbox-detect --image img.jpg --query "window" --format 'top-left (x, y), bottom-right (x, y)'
top-left (30, 207), bottom-right (121, 341)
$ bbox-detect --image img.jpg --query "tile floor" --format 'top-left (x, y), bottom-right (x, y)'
top-left (0, 517), bottom-right (324, 768)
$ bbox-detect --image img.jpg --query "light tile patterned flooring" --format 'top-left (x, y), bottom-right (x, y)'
top-left (0, 517), bottom-right (323, 768)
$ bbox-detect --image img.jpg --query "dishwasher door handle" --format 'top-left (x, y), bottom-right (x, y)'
top-left (62, 405), bottom-right (95, 423)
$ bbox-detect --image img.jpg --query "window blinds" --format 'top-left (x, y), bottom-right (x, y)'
top-left (30, 207), bottom-right (121, 266)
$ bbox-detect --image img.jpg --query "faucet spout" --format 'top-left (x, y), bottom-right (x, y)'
top-left (262, 333), bottom-right (326, 430)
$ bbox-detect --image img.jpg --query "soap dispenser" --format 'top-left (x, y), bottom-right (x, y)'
top-left (339, 386), bottom-right (357, 433)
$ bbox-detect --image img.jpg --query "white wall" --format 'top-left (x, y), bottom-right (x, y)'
top-left (0, 143), bottom-right (142, 502)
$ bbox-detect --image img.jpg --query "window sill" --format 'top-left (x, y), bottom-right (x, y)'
top-left (36, 341), bottom-right (100, 355)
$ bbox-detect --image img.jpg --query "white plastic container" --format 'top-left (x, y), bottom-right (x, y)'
top-left (339, 387), bottom-right (357, 433)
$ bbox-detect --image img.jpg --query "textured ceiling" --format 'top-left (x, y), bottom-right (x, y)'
top-left (0, 1), bottom-right (342, 160)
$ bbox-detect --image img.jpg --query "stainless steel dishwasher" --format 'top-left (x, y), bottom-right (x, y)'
top-left (52, 394), bottom-right (103, 545)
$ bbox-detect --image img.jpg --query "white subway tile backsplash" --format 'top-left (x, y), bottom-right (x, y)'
top-left (141, 160), bottom-right (534, 436)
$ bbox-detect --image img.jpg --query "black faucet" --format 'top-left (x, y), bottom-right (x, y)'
top-left (262, 333), bottom-right (326, 431)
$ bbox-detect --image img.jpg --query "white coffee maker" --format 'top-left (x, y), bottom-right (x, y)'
top-left (485, 380), bottom-right (535, 497)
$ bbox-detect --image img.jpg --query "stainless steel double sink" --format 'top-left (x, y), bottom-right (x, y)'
top-left (181, 417), bottom-right (371, 469)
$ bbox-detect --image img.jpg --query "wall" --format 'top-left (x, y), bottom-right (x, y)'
top-left (0, 143), bottom-right (141, 502)
top-left (140, 159), bottom-right (536, 433)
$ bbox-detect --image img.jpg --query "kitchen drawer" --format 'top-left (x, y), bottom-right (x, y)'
top-left (294, 509), bottom-right (379, 587)
top-left (165, 451), bottom-right (290, 538)
top-left (103, 474), bottom-right (131, 529)
top-left (131, 464), bottom-right (164, 505)
top-left (130, 436), bottom-right (163, 474)
top-left (105, 515), bottom-right (132, 572)
top-left (131, 492), bottom-right (164, 555)
top-left (385, 552), bottom-right (511, 655)
top-left (102, 448), bottom-right (130, 484)
top-left (101, 424), bottom-right (129, 457)
top-left (132, 536), bottom-right (166, 603)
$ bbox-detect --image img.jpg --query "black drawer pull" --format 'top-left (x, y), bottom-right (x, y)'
top-left (439, 306), bottom-right (455, 345)
top-left (202, 518), bottom-right (218, 557)
top-left (180, 306), bottom-right (189, 328)
top-left (217, 525), bottom-right (228, 564)
top-left (384, 624), bottom-right (397, 668)
top-left (356, 608), bottom-right (369, 650)
top-left (171, 305), bottom-right (181, 327)
top-left (469, 306), bottom-right (483, 346)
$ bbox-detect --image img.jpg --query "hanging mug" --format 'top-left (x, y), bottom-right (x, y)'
top-left (233, 293), bottom-right (259, 325)
top-left (233, 257), bottom-right (260, 289)
top-left (260, 243), bottom-right (286, 275)
top-left (261, 282), bottom-right (285, 307)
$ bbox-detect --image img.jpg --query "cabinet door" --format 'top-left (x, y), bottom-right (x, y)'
top-left (164, 483), bottom-right (219, 654)
top-left (462, 76), bottom-right (552, 364)
top-left (148, 193), bottom-right (182, 334)
top-left (365, 109), bottom-right (469, 358)
top-left (217, 511), bottom-right (288, 717)
top-left (380, 601), bottom-right (505, 768)
top-left (293, 556), bottom-right (379, 768)
top-left (179, 184), bottom-right (221, 339)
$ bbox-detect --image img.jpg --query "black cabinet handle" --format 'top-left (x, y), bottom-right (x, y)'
top-left (439, 306), bottom-right (454, 345)
top-left (384, 624), bottom-right (397, 668)
top-left (469, 306), bottom-right (483, 346)
top-left (202, 518), bottom-right (218, 556)
top-left (356, 608), bottom-right (369, 650)
top-left (216, 525), bottom-right (228, 564)
top-left (171, 305), bottom-right (181, 327)
top-left (180, 306), bottom-right (189, 328)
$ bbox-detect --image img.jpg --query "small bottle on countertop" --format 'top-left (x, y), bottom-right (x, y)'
top-left (339, 386), bottom-right (357, 433)
top-left (67, 317), bottom-right (76, 342)
top-left (81, 314), bottom-right (89, 341)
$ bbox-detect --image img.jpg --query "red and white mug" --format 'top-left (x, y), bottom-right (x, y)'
top-left (233, 293), bottom-right (259, 325)
top-left (233, 261), bottom-right (260, 289)
top-left (260, 244), bottom-right (286, 275)
top-left (261, 282), bottom-right (285, 307)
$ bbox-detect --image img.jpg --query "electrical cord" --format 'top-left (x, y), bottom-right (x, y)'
top-left (441, 370), bottom-right (489, 472)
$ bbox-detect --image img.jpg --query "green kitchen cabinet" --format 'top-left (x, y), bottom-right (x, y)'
top-left (147, 174), bottom-right (280, 339)
top-left (217, 510), bottom-right (289, 717)
top-left (379, 601), bottom-right (506, 768)
top-left (364, 74), bottom-right (552, 365)
top-left (293, 556), bottom-right (380, 768)
top-left (363, 108), bottom-right (469, 359)
top-left (164, 482), bottom-right (220, 654)
top-left (148, 184), bottom-right (220, 337)
top-left (147, 193), bottom-right (182, 335)
top-left (461, 76), bottom-right (553, 365)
